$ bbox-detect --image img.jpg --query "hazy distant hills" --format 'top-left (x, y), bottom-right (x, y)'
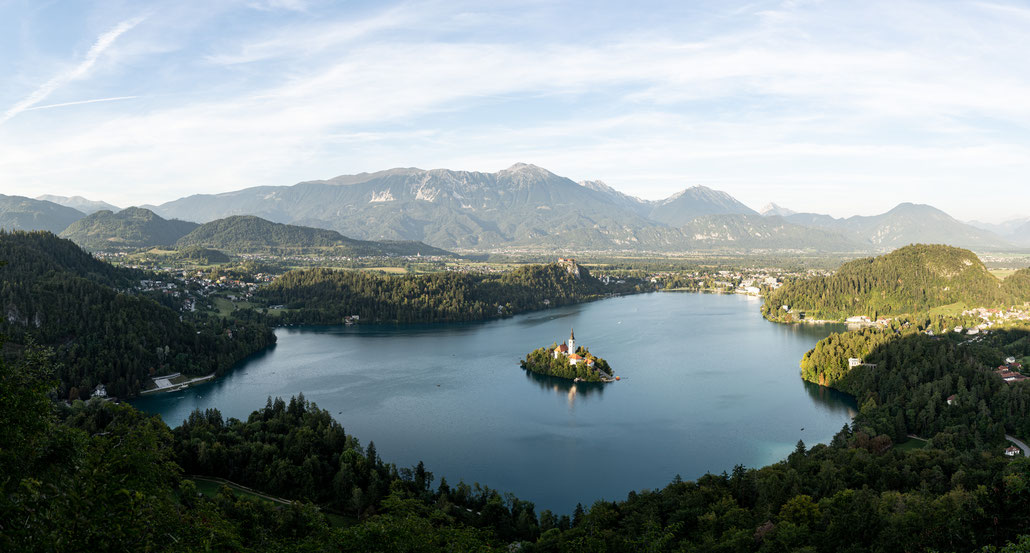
top-left (0, 194), bottom-right (86, 233)
top-left (177, 215), bottom-right (453, 256)
top-left (36, 194), bottom-right (120, 214)
top-left (152, 164), bottom-right (663, 249)
top-left (760, 203), bottom-right (797, 217)
top-left (144, 163), bottom-right (1019, 253)
top-left (60, 207), bottom-right (200, 250)
top-left (145, 163), bottom-right (854, 251)
top-left (54, 207), bottom-right (453, 257)
top-left (770, 203), bottom-right (1012, 251)
top-left (1008, 221), bottom-right (1030, 246)
top-left (968, 217), bottom-right (1030, 246)
top-left (10, 163), bottom-right (1018, 254)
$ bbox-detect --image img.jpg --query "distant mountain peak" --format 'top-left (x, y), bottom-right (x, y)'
top-left (35, 194), bottom-right (120, 215)
top-left (761, 203), bottom-right (797, 217)
top-left (499, 162), bottom-right (556, 179)
top-left (649, 185), bottom-right (757, 227)
top-left (503, 162), bottom-right (540, 172)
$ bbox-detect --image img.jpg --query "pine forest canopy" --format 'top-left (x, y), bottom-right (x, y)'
top-left (258, 261), bottom-right (648, 325)
top-left (0, 230), bottom-right (274, 400)
top-left (6, 230), bottom-right (1030, 549)
top-left (59, 206), bottom-right (199, 251)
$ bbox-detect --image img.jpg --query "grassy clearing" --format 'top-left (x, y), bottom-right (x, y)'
top-left (263, 307), bottom-right (298, 318)
top-left (188, 477), bottom-right (355, 527)
top-left (190, 477), bottom-right (286, 505)
top-left (929, 302), bottom-right (968, 318)
top-left (992, 269), bottom-right (1020, 279)
top-left (360, 266), bottom-right (409, 274)
top-left (896, 437), bottom-right (929, 451)
top-left (211, 297), bottom-right (236, 317)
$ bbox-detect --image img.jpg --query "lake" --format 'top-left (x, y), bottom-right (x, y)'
top-left (133, 292), bottom-right (855, 513)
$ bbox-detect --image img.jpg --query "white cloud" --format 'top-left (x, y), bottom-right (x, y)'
top-left (2, 1), bottom-right (1030, 221)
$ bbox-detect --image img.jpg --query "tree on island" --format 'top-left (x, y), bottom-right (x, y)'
top-left (520, 346), bottom-right (613, 382)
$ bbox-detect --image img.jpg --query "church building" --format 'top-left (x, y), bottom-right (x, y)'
top-left (552, 328), bottom-right (594, 367)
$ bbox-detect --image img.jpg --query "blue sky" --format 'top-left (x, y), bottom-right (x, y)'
top-left (2, 0), bottom-right (1030, 221)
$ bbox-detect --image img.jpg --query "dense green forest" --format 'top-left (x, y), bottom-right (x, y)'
top-left (0, 231), bottom-right (274, 399)
top-left (762, 244), bottom-right (1030, 322)
top-left (521, 345), bottom-right (614, 382)
top-left (176, 215), bottom-right (454, 256)
top-left (799, 323), bottom-right (1030, 438)
top-left (259, 262), bottom-right (649, 324)
top-left (10, 237), bottom-right (1030, 550)
top-left (174, 244), bottom-right (231, 264)
top-left (59, 206), bottom-right (199, 251)
top-left (7, 334), bottom-right (1030, 551)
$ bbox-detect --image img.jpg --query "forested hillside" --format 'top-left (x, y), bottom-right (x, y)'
top-left (0, 231), bottom-right (273, 399)
top-left (0, 193), bottom-right (85, 233)
top-left (59, 206), bottom-right (199, 251)
top-left (6, 334), bottom-right (1030, 551)
top-left (259, 262), bottom-right (646, 324)
top-left (175, 215), bottom-right (452, 256)
top-left (763, 244), bottom-right (1029, 321)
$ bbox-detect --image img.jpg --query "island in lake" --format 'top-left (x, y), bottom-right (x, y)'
top-left (521, 328), bottom-right (616, 382)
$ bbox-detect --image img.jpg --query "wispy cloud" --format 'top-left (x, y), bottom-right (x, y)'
top-left (3, 2), bottom-right (1030, 220)
top-left (0, 16), bottom-right (144, 125)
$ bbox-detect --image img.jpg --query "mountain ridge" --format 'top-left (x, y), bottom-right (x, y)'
top-left (0, 194), bottom-right (86, 233)
top-left (32, 164), bottom-right (1018, 253)
top-left (36, 194), bottom-right (120, 214)
top-left (59, 207), bottom-right (199, 251)
top-left (176, 215), bottom-right (455, 256)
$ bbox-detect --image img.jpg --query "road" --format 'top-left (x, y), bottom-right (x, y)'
top-left (1005, 434), bottom-right (1030, 457)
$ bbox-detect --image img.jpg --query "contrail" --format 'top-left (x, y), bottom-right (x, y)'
top-left (0, 16), bottom-right (145, 125)
top-left (25, 96), bottom-right (139, 111)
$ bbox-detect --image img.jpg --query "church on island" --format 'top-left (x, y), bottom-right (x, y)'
top-left (552, 328), bottom-right (595, 368)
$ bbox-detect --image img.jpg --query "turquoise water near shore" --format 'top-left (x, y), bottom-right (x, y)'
top-left (134, 292), bottom-right (855, 513)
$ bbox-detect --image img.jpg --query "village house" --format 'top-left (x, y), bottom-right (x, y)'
top-left (1006, 446), bottom-right (1021, 457)
top-left (995, 366), bottom-right (1028, 383)
top-left (946, 394), bottom-right (956, 406)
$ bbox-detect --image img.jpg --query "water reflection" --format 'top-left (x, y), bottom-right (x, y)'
top-left (516, 308), bottom-right (583, 327)
top-left (134, 292), bottom-right (857, 514)
top-left (802, 380), bottom-right (858, 418)
top-left (523, 368), bottom-right (605, 408)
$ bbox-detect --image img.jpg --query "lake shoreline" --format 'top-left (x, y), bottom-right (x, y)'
top-left (133, 292), bottom-right (856, 514)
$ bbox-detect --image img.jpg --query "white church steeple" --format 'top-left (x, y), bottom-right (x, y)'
top-left (567, 328), bottom-right (576, 353)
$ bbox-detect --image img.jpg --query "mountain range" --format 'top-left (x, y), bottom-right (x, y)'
top-left (3, 164), bottom-right (1025, 253)
top-left (145, 163), bottom-right (1018, 252)
top-left (176, 215), bottom-right (453, 256)
top-left (0, 194), bottom-right (85, 234)
top-left (769, 203), bottom-right (1013, 251)
top-left (36, 194), bottom-right (120, 214)
top-left (967, 217), bottom-right (1030, 246)
top-left (55, 206), bottom-right (450, 257)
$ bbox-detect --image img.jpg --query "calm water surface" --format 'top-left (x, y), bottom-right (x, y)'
top-left (134, 292), bottom-right (855, 513)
